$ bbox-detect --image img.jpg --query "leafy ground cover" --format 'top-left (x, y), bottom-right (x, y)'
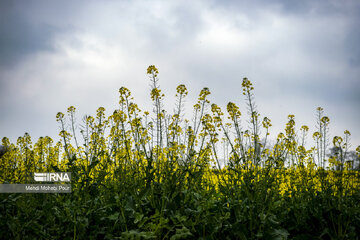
top-left (1, 66), bottom-right (360, 239)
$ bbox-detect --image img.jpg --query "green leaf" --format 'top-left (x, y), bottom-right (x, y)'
top-left (170, 227), bottom-right (193, 240)
top-left (107, 212), bottom-right (119, 221)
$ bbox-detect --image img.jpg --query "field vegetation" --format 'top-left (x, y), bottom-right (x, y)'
top-left (1, 66), bottom-right (360, 239)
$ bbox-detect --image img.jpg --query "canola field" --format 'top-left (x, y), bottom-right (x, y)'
top-left (1, 66), bottom-right (360, 239)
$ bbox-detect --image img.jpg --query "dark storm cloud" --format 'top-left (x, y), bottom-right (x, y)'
top-left (0, 1), bottom-right (54, 67)
top-left (0, 0), bottom-right (86, 68)
top-left (0, 0), bottom-right (359, 145)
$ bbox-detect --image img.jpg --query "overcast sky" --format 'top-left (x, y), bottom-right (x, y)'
top-left (0, 0), bottom-right (359, 149)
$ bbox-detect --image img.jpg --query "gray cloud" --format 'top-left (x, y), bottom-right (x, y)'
top-left (0, 0), bottom-right (359, 148)
top-left (0, 1), bottom-right (54, 68)
top-left (345, 17), bottom-right (360, 67)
